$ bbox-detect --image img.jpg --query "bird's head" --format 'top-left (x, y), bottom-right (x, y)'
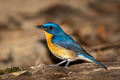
top-left (36, 22), bottom-right (64, 35)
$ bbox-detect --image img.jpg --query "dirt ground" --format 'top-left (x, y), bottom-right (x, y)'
top-left (0, 0), bottom-right (120, 80)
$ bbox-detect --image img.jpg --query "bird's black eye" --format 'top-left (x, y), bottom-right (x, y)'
top-left (48, 26), bottom-right (53, 30)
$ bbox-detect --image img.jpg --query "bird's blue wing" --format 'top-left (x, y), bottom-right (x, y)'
top-left (55, 41), bottom-right (92, 55)
top-left (55, 41), bottom-right (84, 52)
top-left (52, 33), bottom-right (92, 56)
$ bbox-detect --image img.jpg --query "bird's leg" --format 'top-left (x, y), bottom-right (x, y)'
top-left (65, 61), bottom-right (71, 68)
top-left (48, 60), bottom-right (67, 67)
top-left (56, 60), bottom-right (67, 66)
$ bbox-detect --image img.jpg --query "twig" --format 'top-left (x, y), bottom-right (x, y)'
top-left (89, 40), bottom-right (120, 51)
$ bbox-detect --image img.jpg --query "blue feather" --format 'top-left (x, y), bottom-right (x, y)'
top-left (78, 53), bottom-right (107, 70)
top-left (52, 33), bottom-right (84, 51)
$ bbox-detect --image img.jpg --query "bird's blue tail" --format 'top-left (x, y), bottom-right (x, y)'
top-left (78, 53), bottom-right (107, 70)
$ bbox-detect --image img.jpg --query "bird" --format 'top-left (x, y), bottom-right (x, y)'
top-left (36, 22), bottom-right (107, 70)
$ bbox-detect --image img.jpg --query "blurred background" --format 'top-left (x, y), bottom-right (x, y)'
top-left (0, 0), bottom-right (120, 69)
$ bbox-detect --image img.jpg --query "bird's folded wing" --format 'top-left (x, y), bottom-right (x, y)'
top-left (55, 41), bottom-right (92, 57)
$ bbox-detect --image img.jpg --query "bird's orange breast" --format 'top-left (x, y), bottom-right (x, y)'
top-left (44, 31), bottom-right (77, 60)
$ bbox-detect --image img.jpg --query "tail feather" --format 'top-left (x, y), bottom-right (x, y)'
top-left (90, 58), bottom-right (107, 70)
top-left (78, 53), bottom-right (107, 70)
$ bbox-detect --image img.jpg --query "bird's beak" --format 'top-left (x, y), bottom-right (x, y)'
top-left (36, 25), bottom-right (47, 30)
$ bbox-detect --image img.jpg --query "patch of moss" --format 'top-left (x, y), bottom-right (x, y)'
top-left (0, 70), bottom-right (5, 75)
top-left (0, 67), bottom-right (22, 75)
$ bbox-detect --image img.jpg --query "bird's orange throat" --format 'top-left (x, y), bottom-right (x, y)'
top-left (44, 31), bottom-right (53, 42)
top-left (44, 31), bottom-right (54, 49)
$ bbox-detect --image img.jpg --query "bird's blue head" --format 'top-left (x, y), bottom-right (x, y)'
top-left (36, 22), bottom-right (64, 35)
